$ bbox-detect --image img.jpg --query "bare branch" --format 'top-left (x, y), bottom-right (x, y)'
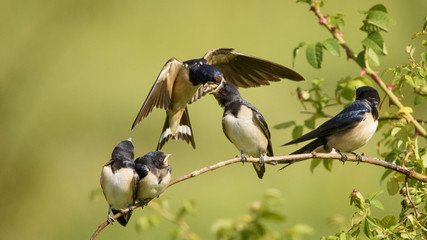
top-left (90, 152), bottom-right (427, 239)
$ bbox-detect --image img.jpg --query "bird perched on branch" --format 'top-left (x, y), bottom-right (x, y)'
top-left (281, 86), bottom-right (380, 168)
top-left (100, 138), bottom-right (139, 226)
top-left (213, 81), bottom-right (274, 179)
top-left (131, 48), bottom-right (304, 150)
top-left (135, 151), bottom-right (172, 206)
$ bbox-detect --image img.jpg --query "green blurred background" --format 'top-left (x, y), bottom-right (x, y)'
top-left (1, 0), bottom-right (426, 239)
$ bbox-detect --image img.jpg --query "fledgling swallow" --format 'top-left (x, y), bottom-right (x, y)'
top-left (131, 48), bottom-right (304, 150)
top-left (281, 86), bottom-right (380, 168)
top-left (100, 138), bottom-right (139, 226)
top-left (214, 81), bottom-right (274, 179)
top-left (134, 151), bottom-right (172, 206)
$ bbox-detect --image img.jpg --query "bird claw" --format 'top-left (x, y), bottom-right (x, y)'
top-left (337, 150), bottom-right (347, 163)
top-left (351, 152), bottom-right (362, 165)
top-left (259, 154), bottom-right (264, 168)
top-left (240, 152), bottom-right (247, 164)
top-left (107, 215), bottom-right (115, 225)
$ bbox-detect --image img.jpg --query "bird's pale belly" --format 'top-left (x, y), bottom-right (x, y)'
top-left (137, 172), bottom-right (171, 200)
top-left (327, 114), bottom-right (378, 152)
top-left (223, 112), bottom-right (268, 156)
top-left (101, 167), bottom-right (135, 209)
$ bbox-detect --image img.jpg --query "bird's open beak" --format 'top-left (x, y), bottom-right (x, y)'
top-left (163, 154), bottom-right (172, 164)
top-left (127, 137), bottom-right (133, 142)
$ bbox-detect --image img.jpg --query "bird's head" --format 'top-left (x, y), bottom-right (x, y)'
top-left (189, 64), bottom-right (224, 86)
top-left (355, 86), bottom-right (380, 107)
top-left (212, 81), bottom-right (241, 107)
top-left (138, 151), bottom-right (171, 168)
top-left (111, 138), bottom-right (135, 161)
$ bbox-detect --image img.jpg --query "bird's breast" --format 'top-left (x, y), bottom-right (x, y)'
top-left (223, 107), bottom-right (268, 156)
top-left (100, 166), bottom-right (137, 209)
top-left (137, 171), bottom-right (171, 200)
top-left (171, 68), bottom-right (200, 110)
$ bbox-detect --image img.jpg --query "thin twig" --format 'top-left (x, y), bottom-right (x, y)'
top-left (405, 175), bottom-right (419, 219)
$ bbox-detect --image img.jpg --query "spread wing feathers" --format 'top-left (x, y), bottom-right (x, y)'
top-left (157, 107), bottom-right (195, 150)
top-left (189, 82), bottom-right (218, 104)
top-left (203, 48), bottom-right (304, 88)
top-left (283, 101), bottom-right (370, 146)
top-left (131, 58), bottom-right (184, 129)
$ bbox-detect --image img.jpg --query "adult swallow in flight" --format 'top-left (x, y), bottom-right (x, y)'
top-left (100, 138), bottom-right (139, 226)
top-left (135, 151), bottom-right (172, 206)
top-left (131, 48), bottom-right (304, 150)
top-left (214, 81), bottom-right (274, 179)
top-left (281, 86), bottom-right (380, 168)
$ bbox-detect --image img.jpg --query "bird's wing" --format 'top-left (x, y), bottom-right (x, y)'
top-left (188, 82), bottom-right (219, 104)
top-left (131, 58), bottom-right (184, 129)
top-left (203, 48), bottom-right (304, 88)
top-left (243, 100), bottom-right (274, 156)
top-left (283, 101), bottom-right (370, 146)
top-left (134, 159), bottom-right (150, 179)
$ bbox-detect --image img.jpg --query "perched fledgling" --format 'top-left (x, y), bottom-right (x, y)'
top-left (281, 86), bottom-right (380, 168)
top-left (214, 81), bottom-right (274, 179)
top-left (135, 151), bottom-right (172, 205)
top-left (131, 48), bottom-right (304, 150)
top-left (100, 138), bottom-right (139, 226)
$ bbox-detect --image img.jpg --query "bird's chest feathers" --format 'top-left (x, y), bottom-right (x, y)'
top-left (137, 171), bottom-right (171, 199)
top-left (327, 113), bottom-right (378, 152)
top-left (223, 106), bottom-right (267, 155)
top-left (172, 68), bottom-right (200, 110)
top-left (101, 166), bottom-right (136, 208)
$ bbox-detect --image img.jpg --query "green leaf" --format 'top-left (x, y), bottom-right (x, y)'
top-left (386, 177), bottom-right (400, 195)
top-left (310, 158), bottom-right (322, 173)
top-left (361, 32), bottom-right (387, 55)
top-left (369, 4), bottom-right (387, 13)
top-left (362, 218), bottom-right (371, 238)
top-left (366, 10), bottom-right (395, 32)
top-left (293, 42), bottom-right (306, 67)
top-left (323, 159), bottom-right (333, 171)
top-left (367, 190), bottom-right (383, 200)
top-left (370, 199), bottom-right (384, 210)
top-left (274, 121), bottom-right (296, 129)
top-left (292, 125), bottom-right (304, 139)
top-left (322, 38), bottom-right (341, 56)
top-left (380, 169), bottom-right (393, 182)
top-left (304, 116), bottom-right (316, 129)
top-left (306, 42), bottom-right (323, 68)
top-left (261, 210), bottom-right (286, 221)
top-left (380, 215), bottom-right (397, 228)
top-left (366, 48), bottom-right (380, 66)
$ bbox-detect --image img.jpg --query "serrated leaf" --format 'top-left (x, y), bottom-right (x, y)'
top-left (381, 215), bottom-right (397, 228)
top-left (310, 158), bottom-right (322, 173)
top-left (306, 43), bottom-right (323, 69)
top-left (386, 177), bottom-right (400, 195)
top-left (362, 32), bottom-right (387, 55)
top-left (370, 199), bottom-right (384, 210)
top-left (274, 121), bottom-right (296, 129)
top-left (323, 159), bottom-right (333, 171)
top-left (322, 38), bottom-right (341, 56)
top-left (366, 10), bottom-right (395, 32)
top-left (292, 125), bottom-right (304, 139)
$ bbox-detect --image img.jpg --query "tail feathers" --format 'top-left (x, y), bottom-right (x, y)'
top-left (111, 209), bottom-right (131, 227)
top-left (252, 163), bottom-right (265, 179)
top-left (157, 108), bottom-right (196, 150)
top-left (290, 138), bottom-right (324, 154)
top-left (279, 138), bottom-right (325, 169)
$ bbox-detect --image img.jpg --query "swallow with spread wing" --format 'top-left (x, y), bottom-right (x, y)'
top-left (131, 48), bottom-right (304, 150)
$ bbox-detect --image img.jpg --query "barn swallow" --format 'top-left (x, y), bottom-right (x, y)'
top-left (134, 151), bottom-right (172, 206)
top-left (100, 138), bottom-right (139, 226)
top-left (131, 48), bottom-right (304, 150)
top-left (214, 81), bottom-right (274, 179)
top-left (281, 86), bottom-right (380, 168)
